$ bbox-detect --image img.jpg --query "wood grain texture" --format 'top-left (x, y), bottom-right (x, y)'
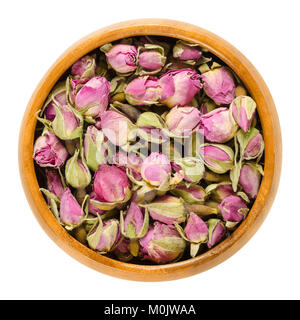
top-left (18, 19), bottom-right (282, 281)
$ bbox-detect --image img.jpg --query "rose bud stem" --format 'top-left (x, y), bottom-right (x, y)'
top-left (203, 171), bottom-right (231, 183)
top-left (129, 239), bottom-right (140, 257)
top-left (185, 204), bottom-right (219, 216)
top-left (112, 101), bottom-right (142, 122)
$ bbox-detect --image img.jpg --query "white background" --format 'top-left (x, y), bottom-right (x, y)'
top-left (0, 0), bottom-right (298, 300)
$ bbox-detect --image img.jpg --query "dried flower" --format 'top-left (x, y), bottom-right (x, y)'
top-left (218, 195), bottom-right (249, 222)
top-left (171, 184), bottom-right (206, 204)
top-left (173, 41), bottom-right (202, 61)
top-left (105, 44), bottom-right (137, 73)
top-left (71, 55), bottom-right (96, 79)
top-left (207, 219), bottom-right (226, 248)
top-left (238, 163), bottom-right (263, 199)
top-left (230, 96), bottom-right (256, 132)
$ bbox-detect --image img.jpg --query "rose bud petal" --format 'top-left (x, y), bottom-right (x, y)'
top-left (84, 125), bottom-right (108, 171)
top-left (139, 222), bottom-right (186, 264)
top-left (88, 192), bottom-right (106, 215)
top-left (74, 77), bottom-right (110, 118)
top-left (113, 151), bottom-right (143, 180)
top-left (120, 202), bottom-right (149, 239)
top-left (65, 149), bottom-right (91, 189)
top-left (87, 216), bottom-right (121, 253)
top-left (238, 163), bottom-right (262, 199)
top-left (199, 143), bottom-right (234, 174)
top-left (200, 107), bottom-right (238, 143)
top-left (141, 152), bottom-right (171, 187)
top-left (243, 131), bottom-right (264, 160)
top-left (230, 96), bottom-right (256, 132)
top-left (93, 164), bottom-right (131, 203)
top-left (45, 169), bottom-right (65, 199)
top-left (207, 219), bottom-right (226, 248)
top-left (171, 158), bottom-right (205, 184)
top-left (60, 188), bottom-right (85, 229)
top-left (159, 68), bottom-right (202, 108)
top-left (171, 184), bottom-right (206, 204)
top-left (105, 44), bottom-right (137, 73)
top-left (142, 195), bottom-right (186, 225)
top-left (205, 182), bottom-right (234, 202)
top-left (173, 41), bottom-right (202, 61)
top-left (166, 106), bottom-right (201, 136)
top-left (199, 97), bottom-right (217, 114)
top-left (71, 55), bottom-right (96, 79)
top-left (125, 76), bottom-right (162, 106)
top-left (138, 50), bottom-right (166, 71)
top-left (100, 110), bottom-right (135, 146)
top-left (185, 213), bottom-right (208, 243)
top-left (33, 130), bottom-right (68, 168)
top-left (218, 195), bottom-right (249, 222)
top-left (201, 67), bottom-right (236, 105)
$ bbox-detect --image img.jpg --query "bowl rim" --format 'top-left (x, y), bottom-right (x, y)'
top-left (18, 18), bottom-right (282, 281)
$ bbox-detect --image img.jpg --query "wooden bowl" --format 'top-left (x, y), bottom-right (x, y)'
top-left (18, 19), bottom-right (282, 281)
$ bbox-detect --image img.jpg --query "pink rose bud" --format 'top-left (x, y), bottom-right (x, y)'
top-left (113, 151), bottom-right (143, 180)
top-left (218, 195), bottom-right (249, 222)
top-left (88, 191), bottom-right (105, 215)
top-left (71, 55), bottom-right (96, 79)
top-left (171, 158), bottom-right (205, 184)
top-left (200, 107), bottom-right (238, 143)
top-left (238, 163), bottom-right (262, 199)
top-left (207, 219), bottom-right (226, 248)
top-left (243, 132), bottom-right (264, 160)
top-left (87, 217), bottom-right (121, 253)
top-left (206, 182), bottom-right (234, 202)
top-left (33, 130), bottom-right (68, 168)
top-left (125, 76), bottom-right (162, 106)
top-left (142, 195), bottom-right (186, 225)
top-left (166, 106), bottom-right (201, 136)
top-left (93, 164), bottom-right (131, 203)
top-left (121, 202), bottom-right (149, 239)
top-left (201, 67), bottom-right (236, 105)
top-left (230, 96), bottom-right (256, 132)
top-left (74, 76), bottom-right (110, 118)
top-left (65, 149), bottom-right (91, 189)
top-left (105, 44), bottom-right (137, 73)
top-left (141, 152), bottom-right (171, 187)
top-left (159, 68), bottom-right (202, 108)
top-left (138, 50), bottom-right (165, 71)
top-left (171, 184), bottom-right (206, 204)
top-left (199, 144), bottom-right (234, 174)
top-left (60, 188), bottom-right (85, 229)
top-left (173, 41), bottom-right (202, 61)
top-left (45, 169), bottom-right (65, 199)
top-left (139, 222), bottom-right (186, 264)
top-left (185, 213), bottom-right (208, 243)
top-left (100, 110), bottom-right (135, 146)
top-left (84, 125), bottom-right (108, 171)
top-left (43, 83), bottom-right (67, 121)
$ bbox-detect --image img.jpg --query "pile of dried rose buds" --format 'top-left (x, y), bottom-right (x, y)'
top-left (33, 36), bottom-right (264, 264)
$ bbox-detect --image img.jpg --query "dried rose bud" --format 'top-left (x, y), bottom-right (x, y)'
top-left (185, 213), bottom-right (208, 243)
top-left (230, 96), bottom-right (256, 132)
top-left (159, 68), bottom-right (202, 108)
top-left (74, 76), bottom-right (110, 119)
top-left (205, 182), bottom-right (234, 202)
top-left (201, 67), bottom-right (236, 105)
top-left (71, 55), bottom-right (96, 79)
top-left (171, 184), bottom-right (206, 204)
top-left (138, 48), bottom-right (166, 71)
top-left (139, 222), bottom-right (186, 264)
top-left (165, 106), bottom-right (201, 136)
top-left (218, 195), bottom-right (249, 222)
top-left (207, 219), bottom-right (226, 248)
top-left (88, 191), bottom-right (106, 215)
top-left (43, 82), bottom-right (67, 121)
top-left (200, 107), bottom-right (238, 143)
top-left (87, 216), bottom-right (121, 253)
top-left (141, 152), bottom-right (171, 187)
top-left (243, 131), bottom-right (264, 160)
top-left (238, 163), bottom-right (262, 199)
top-left (65, 149), bottom-right (91, 189)
top-left (173, 41), bottom-right (202, 61)
top-left (100, 110), bottom-right (135, 146)
top-left (171, 158), bottom-right (205, 184)
top-left (33, 130), bottom-right (68, 168)
top-left (125, 76), bottom-right (162, 106)
top-left (120, 202), bottom-right (149, 239)
top-left (59, 188), bottom-right (86, 229)
top-left (84, 125), bottom-right (108, 171)
top-left (142, 195), bottom-right (186, 225)
top-left (113, 151), bottom-right (143, 180)
top-left (105, 44), bottom-right (138, 73)
top-left (93, 164), bottom-right (131, 204)
top-left (45, 169), bottom-right (64, 199)
top-left (199, 144), bottom-right (234, 174)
